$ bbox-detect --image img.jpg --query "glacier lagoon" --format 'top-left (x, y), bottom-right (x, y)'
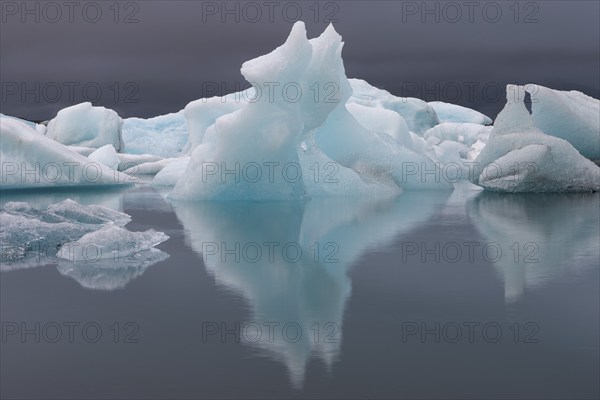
top-left (1, 20), bottom-right (599, 399)
top-left (1, 184), bottom-right (598, 398)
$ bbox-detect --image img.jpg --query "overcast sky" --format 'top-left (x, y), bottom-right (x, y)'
top-left (1, 0), bottom-right (599, 120)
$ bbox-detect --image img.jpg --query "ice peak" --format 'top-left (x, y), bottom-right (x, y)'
top-left (492, 85), bottom-right (536, 136)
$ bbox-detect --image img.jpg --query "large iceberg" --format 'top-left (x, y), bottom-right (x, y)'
top-left (171, 22), bottom-right (451, 200)
top-left (46, 102), bottom-right (124, 150)
top-left (469, 85), bottom-right (600, 192)
top-left (526, 84), bottom-right (600, 161)
top-left (1, 118), bottom-right (132, 189)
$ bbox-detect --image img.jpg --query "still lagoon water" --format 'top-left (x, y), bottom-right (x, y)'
top-left (1, 183), bottom-right (598, 399)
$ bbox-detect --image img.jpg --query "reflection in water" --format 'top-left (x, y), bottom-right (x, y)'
top-left (56, 248), bottom-right (169, 291)
top-left (172, 192), bottom-right (450, 387)
top-left (467, 192), bottom-right (600, 302)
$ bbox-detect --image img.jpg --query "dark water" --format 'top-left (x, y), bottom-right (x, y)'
top-left (1, 184), bottom-right (599, 399)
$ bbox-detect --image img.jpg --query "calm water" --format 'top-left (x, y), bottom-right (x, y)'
top-left (1, 183), bottom-right (599, 399)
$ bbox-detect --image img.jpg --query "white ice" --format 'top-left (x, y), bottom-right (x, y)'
top-left (171, 22), bottom-right (451, 200)
top-left (469, 85), bottom-right (600, 192)
top-left (428, 101), bottom-right (492, 125)
top-left (526, 84), bottom-right (600, 160)
top-left (348, 78), bottom-right (439, 134)
top-left (122, 111), bottom-right (188, 157)
top-left (46, 102), bottom-right (124, 150)
top-left (0, 118), bottom-right (132, 189)
top-left (88, 144), bottom-right (120, 170)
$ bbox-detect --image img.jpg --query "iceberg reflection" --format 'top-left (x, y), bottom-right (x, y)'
top-left (467, 192), bottom-right (600, 302)
top-left (172, 192), bottom-right (450, 387)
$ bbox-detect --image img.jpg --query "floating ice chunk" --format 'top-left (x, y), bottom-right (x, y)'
top-left (56, 248), bottom-right (169, 290)
top-left (428, 101), bottom-right (492, 125)
top-left (151, 157), bottom-right (190, 186)
top-left (348, 79), bottom-right (440, 134)
top-left (470, 85), bottom-right (600, 192)
top-left (0, 199), bottom-right (130, 262)
top-left (46, 102), bottom-right (124, 150)
top-left (0, 118), bottom-right (132, 189)
top-left (47, 198), bottom-right (131, 226)
top-left (122, 111), bottom-right (188, 157)
top-left (88, 144), bottom-right (120, 170)
top-left (526, 84), bottom-right (600, 160)
top-left (0, 113), bottom-right (46, 134)
top-left (57, 226), bottom-right (169, 261)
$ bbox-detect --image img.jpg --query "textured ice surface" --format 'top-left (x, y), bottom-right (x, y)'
top-left (0, 113), bottom-right (46, 134)
top-left (0, 199), bottom-right (130, 262)
top-left (183, 92), bottom-right (249, 153)
top-left (428, 101), bottom-right (492, 125)
top-left (348, 79), bottom-right (440, 134)
top-left (88, 144), bottom-right (120, 170)
top-left (123, 158), bottom-right (179, 175)
top-left (122, 111), bottom-right (188, 157)
top-left (57, 226), bottom-right (169, 261)
top-left (526, 84), bottom-right (600, 160)
top-left (171, 22), bottom-right (451, 200)
top-left (346, 102), bottom-right (411, 144)
top-left (425, 122), bottom-right (491, 146)
top-left (0, 118), bottom-right (131, 189)
top-left (151, 157), bottom-right (190, 186)
top-left (470, 85), bottom-right (600, 192)
top-left (46, 102), bottom-right (124, 150)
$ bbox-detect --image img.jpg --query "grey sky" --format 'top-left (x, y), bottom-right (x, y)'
top-left (1, 0), bottom-right (598, 120)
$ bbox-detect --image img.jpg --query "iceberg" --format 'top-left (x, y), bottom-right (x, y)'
top-left (526, 84), bottom-right (600, 161)
top-left (1, 118), bottom-right (132, 189)
top-left (122, 111), bottom-right (188, 157)
top-left (469, 85), bottom-right (600, 192)
top-left (46, 102), bottom-right (124, 150)
top-left (171, 22), bottom-right (451, 200)
top-left (428, 101), bottom-right (492, 125)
